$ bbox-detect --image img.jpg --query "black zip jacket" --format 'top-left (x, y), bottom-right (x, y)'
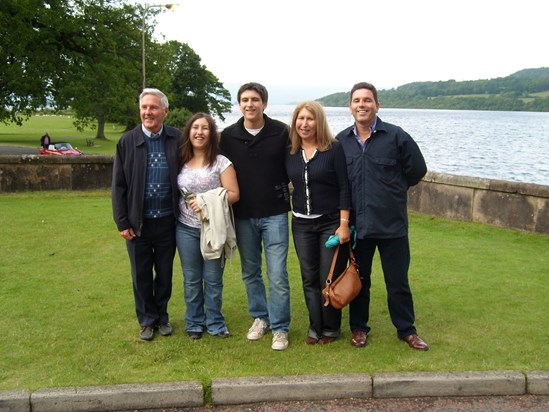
top-left (112, 125), bottom-right (181, 236)
top-left (220, 115), bottom-right (291, 219)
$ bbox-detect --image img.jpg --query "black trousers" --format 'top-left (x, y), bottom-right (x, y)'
top-left (126, 216), bottom-right (176, 327)
top-left (292, 214), bottom-right (349, 339)
top-left (349, 236), bottom-right (417, 339)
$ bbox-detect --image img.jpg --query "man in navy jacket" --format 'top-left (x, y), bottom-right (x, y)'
top-left (336, 82), bottom-right (429, 351)
top-left (112, 88), bottom-right (181, 341)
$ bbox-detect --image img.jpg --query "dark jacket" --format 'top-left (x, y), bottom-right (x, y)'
top-left (336, 117), bottom-right (427, 239)
top-left (220, 114), bottom-right (291, 219)
top-left (112, 125), bottom-right (181, 236)
top-left (285, 141), bottom-right (351, 215)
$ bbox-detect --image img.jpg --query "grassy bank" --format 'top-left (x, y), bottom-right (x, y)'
top-left (0, 190), bottom-right (547, 391)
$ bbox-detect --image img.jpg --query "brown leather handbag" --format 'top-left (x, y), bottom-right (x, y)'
top-left (322, 243), bottom-right (362, 310)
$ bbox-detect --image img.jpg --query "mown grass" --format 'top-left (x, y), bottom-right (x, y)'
top-left (0, 190), bottom-right (547, 392)
top-left (530, 90), bottom-right (549, 98)
top-left (0, 115), bottom-right (124, 155)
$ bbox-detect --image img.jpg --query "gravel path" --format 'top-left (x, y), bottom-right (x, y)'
top-left (138, 395), bottom-right (549, 412)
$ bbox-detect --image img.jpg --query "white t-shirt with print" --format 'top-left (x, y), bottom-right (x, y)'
top-left (177, 154), bottom-right (232, 228)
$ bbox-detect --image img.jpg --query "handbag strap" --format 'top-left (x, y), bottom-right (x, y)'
top-left (326, 245), bottom-right (340, 284)
top-left (326, 243), bottom-right (356, 285)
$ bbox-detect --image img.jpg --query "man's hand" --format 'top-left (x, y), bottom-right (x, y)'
top-left (120, 228), bottom-right (136, 240)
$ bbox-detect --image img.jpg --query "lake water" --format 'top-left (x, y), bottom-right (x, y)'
top-left (217, 106), bottom-right (549, 186)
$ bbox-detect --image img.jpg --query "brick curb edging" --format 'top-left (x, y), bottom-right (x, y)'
top-left (1, 370), bottom-right (547, 411)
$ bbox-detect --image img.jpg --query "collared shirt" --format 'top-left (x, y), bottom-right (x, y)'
top-left (351, 117), bottom-right (378, 150)
top-left (142, 125), bottom-right (164, 139)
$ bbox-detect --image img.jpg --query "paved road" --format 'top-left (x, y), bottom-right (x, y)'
top-left (0, 145), bottom-right (38, 155)
top-left (137, 395), bottom-right (549, 412)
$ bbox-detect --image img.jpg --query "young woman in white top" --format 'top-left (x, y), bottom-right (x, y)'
top-left (176, 113), bottom-right (239, 339)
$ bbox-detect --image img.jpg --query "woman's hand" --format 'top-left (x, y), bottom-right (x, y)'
top-left (187, 198), bottom-right (202, 215)
top-left (335, 224), bottom-right (350, 244)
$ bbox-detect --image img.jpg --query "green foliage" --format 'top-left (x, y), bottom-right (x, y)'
top-left (318, 67), bottom-right (549, 112)
top-left (0, 0), bottom-right (80, 124)
top-left (1, 1), bottom-right (233, 133)
top-left (0, 191), bottom-right (547, 391)
top-left (165, 107), bottom-right (193, 130)
top-left (55, 1), bottom-right (143, 139)
top-left (163, 41), bottom-right (232, 121)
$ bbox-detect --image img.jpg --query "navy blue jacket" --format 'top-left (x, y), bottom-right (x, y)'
top-left (112, 125), bottom-right (181, 236)
top-left (336, 117), bottom-right (426, 239)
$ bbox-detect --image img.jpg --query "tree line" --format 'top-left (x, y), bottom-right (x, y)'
top-left (0, 0), bottom-right (232, 139)
top-left (318, 68), bottom-right (549, 112)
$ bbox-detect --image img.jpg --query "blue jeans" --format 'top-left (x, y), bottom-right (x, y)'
top-left (235, 213), bottom-right (290, 332)
top-left (176, 223), bottom-right (228, 335)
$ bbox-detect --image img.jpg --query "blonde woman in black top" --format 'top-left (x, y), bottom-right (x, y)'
top-left (285, 101), bottom-right (351, 345)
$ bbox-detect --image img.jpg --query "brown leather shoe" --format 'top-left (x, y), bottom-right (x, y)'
top-left (403, 333), bottom-right (429, 351)
top-left (318, 336), bottom-right (337, 345)
top-left (305, 336), bottom-right (318, 345)
top-left (351, 331), bottom-right (368, 347)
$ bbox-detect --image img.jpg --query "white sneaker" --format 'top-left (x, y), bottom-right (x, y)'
top-left (247, 318), bottom-right (270, 341)
top-left (271, 331), bottom-right (289, 350)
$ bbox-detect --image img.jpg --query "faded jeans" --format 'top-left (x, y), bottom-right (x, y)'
top-left (235, 213), bottom-right (290, 332)
top-left (176, 223), bottom-right (228, 335)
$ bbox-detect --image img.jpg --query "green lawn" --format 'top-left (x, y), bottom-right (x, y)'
top-left (0, 114), bottom-right (125, 155)
top-left (0, 191), bottom-right (547, 393)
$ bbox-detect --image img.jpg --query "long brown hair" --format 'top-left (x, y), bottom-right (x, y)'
top-left (179, 113), bottom-right (220, 167)
top-left (289, 101), bottom-right (334, 155)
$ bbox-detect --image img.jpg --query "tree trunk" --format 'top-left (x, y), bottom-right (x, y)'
top-left (95, 114), bottom-right (107, 140)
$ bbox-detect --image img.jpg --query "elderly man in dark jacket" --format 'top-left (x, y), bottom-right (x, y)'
top-left (112, 88), bottom-right (181, 341)
top-left (336, 82), bottom-right (429, 351)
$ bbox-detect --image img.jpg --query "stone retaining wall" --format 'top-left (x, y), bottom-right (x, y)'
top-left (0, 154), bottom-right (113, 192)
top-left (408, 172), bottom-right (549, 234)
top-left (1, 156), bottom-right (548, 235)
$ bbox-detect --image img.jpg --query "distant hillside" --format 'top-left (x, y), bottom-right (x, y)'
top-left (318, 68), bottom-right (549, 112)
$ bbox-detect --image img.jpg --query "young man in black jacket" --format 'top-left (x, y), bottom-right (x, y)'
top-left (220, 82), bottom-right (292, 350)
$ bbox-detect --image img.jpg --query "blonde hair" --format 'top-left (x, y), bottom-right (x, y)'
top-left (289, 101), bottom-right (334, 155)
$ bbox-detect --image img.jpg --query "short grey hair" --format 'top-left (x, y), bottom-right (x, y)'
top-left (139, 88), bottom-right (169, 109)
